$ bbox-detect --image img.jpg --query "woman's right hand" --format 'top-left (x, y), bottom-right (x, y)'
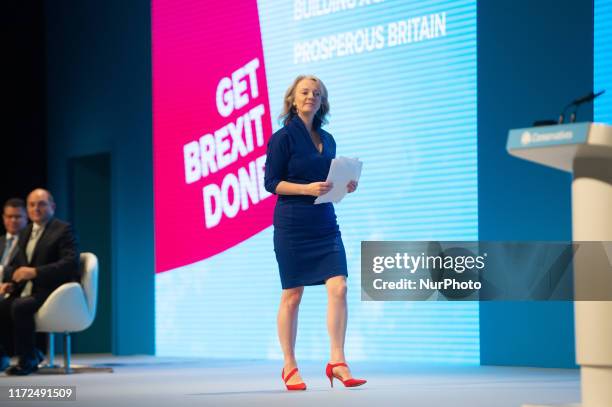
top-left (304, 182), bottom-right (333, 196)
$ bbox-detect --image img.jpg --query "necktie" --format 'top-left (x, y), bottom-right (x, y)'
top-left (1, 236), bottom-right (14, 266)
top-left (26, 227), bottom-right (41, 263)
top-left (22, 228), bottom-right (42, 298)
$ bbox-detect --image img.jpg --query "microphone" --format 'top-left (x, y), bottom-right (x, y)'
top-left (558, 90), bottom-right (606, 124)
top-left (558, 102), bottom-right (573, 125)
top-left (571, 90), bottom-right (605, 106)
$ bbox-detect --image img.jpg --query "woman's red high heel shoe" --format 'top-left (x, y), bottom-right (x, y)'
top-left (325, 362), bottom-right (367, 388)
top-left (282, 367), bottom-right (307, 391)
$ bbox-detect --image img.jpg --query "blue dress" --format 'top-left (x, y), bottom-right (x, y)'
top-left (264, 116), bottom-right (348, 289)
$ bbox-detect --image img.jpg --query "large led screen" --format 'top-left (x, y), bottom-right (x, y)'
top-left (153, 0), bottom-right (479, 363)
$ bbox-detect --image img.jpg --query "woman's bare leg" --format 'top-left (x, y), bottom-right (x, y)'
top-left (325, 276), bottom-right (353, 379)
top-left (278, 286), bottom-right (304, 384)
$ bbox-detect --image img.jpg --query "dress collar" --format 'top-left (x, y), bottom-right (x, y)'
top-left (291, 115), bottom-right (325, 138)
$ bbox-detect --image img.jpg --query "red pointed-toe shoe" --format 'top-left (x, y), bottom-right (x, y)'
top-left (325, 362), bottom-right (367, 388)
top-left (282, 367), bottom-right (307, 391)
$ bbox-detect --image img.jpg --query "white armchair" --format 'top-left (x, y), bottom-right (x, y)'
top-left (35, 252), bottom-right (110, 374)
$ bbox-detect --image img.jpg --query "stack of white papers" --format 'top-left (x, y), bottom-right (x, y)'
top-left (314, 157), bottom-right (363, 204)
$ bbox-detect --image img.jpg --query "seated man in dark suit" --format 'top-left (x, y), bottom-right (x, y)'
top-left (0, 188), bottom-right (79, 375)
top-left (0, 198), bottom-right (29, 370)
top-left (0, 198), bottom-right (28, 289)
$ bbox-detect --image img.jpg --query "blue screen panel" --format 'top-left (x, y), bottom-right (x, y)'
top-left (595, 0), bottom-right (612, 123)
top-left (155, 0), bottom-right (479, 364)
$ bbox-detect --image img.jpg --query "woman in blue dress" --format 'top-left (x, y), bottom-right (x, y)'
top-left (264, 75), bottom-right (366, 391)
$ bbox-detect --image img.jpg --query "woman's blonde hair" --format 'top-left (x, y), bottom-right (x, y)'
top-left (279, 75), bottom-right (329, 129)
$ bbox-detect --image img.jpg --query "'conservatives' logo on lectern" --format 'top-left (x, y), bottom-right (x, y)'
top-left (520, 131), bottom-right (532, 145)
top-left (520, 130), bottom-right (573, 146)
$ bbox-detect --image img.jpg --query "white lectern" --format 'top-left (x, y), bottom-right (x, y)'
top-left (507, 122), bottom-right (612, 407)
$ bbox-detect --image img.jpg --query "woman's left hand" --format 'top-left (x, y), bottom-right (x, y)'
top-left (347, 180), bottom-right (358, 193)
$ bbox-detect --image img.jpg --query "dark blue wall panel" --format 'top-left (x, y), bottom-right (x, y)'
top-left (478, 0), bottom-right (593, 367)
top-left (44, 0), bottom-right (154, 355)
